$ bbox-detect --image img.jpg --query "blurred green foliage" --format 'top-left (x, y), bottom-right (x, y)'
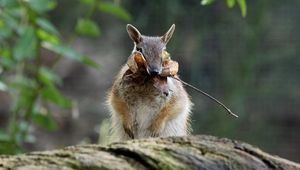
top-left (201, 0), bottom-right (247, 17)
top-left (0, 0), bottom-right (131, 154)
top-left (117, 0), bottom-right (300, 161)
top-left (0, 0), bottom-right (248, 154)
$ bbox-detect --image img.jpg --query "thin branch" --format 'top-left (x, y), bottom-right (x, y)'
top-left (170, 76), bottom-right (238, 118)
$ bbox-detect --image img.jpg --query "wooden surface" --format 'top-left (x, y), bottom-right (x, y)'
top-left (0, 135), bottom-right (299, 170)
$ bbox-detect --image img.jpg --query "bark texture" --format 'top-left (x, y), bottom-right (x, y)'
top-left (0, 135), bottom-right (299, 170)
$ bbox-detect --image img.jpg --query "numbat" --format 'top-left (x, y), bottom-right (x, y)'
top-left (107, 24), bottom-right (192, 141)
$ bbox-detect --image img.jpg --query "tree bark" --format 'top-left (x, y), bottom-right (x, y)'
top-left (0, 135), bottom-right (299, 170)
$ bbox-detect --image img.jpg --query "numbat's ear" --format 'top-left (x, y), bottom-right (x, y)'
top-left (162, 24), bottom-right (175, 44)
top-left (127, 24), bottom-right (142, 44)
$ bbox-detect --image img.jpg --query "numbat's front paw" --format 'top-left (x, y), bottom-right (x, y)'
top-left (161, 60), bottom-right (179, 77)
top-left (123, 124), bottom-right (134, 139)
top-left (148, 121), bottom-right (165, 138)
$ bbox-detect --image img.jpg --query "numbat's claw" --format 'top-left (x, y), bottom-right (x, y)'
top-left (123, 125), bottom-right (134, 139)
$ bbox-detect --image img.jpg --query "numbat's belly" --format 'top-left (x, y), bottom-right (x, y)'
top-left (121, 80), bottom-right (170, 138)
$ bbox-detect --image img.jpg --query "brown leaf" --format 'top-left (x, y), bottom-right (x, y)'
top-left (161, 51), bottom-right (171, 62)
top-left (161, 60), bottom-right (179, 77)
top-left (134, 52), bottom-right (146, 68)
top-left (127, 51), bottom-right (146, 73)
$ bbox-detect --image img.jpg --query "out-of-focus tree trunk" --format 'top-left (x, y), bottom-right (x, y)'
top-left (0, 135), bottom-right (299, 170)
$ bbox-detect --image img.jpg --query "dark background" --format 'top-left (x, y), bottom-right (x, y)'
top-left (1, 0), bottom-right (299, 162)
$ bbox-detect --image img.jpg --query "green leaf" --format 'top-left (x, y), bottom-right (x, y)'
top-left (0, 19), bottom-right (13, 39)
top-left (0, 18), bottom-right (12, 40)
top-left (81, 56), bottom-right (100, 69)
top-left (41, 82), bottom-right (71, 108)
top-left (0, 26), bottom-right (12, 40)
top-left (42, 42), bottom-right (99, 68)
top-left (0, 0), bottom-right (18, 8)
top-left (0, 47), bottom-right (11, 58)
top-left (0, 48), bottom-right (14, 68)
top-left (227, 0), bottom-right (235, 8)
top-left (0, 81), bottom-right (7, 91)
top-left (79, 0), bottom-right (96, 6)
top-left (13, 26), bottom-right (37, 61)
top-left (36, 18), bottom-right (59, 36)
top-left (11, 77), bottom-right (37, 110)
top-left (201, 0), bottom-right (215, 5)
top-left (237, 0), bottom-right (247, 17)
top-left (38, 66), bottom-right (62, 85)
top-left (98, 2), bottom-right (132, 22)
top-left (0, 57), bottom-right (14, 68)
top-left (37, 29), bottom-right (60, 44)
top-left (14, 121), bottom-right (32, 144)
top-left (2, 11), bottom-right (18, 29)
top-left (0, 130), bottom-right (10, 141)
top-left (5, 7), bottom-right (22, 18)
top-left (75, 18), bottom-right (101, 37)
top-left (11, 77), bottom-right (37, 90)
top-left (32, 111), bottom-right (58, 130)
top-left (42, 42), bottom-right (82, 61)
top-left (27, 0), bottom-right (56, 13)
top-left (0, 19), bottom-right (4, 28)
top-left (0, 46), bottom-right (13, 67)
top-left (0, 141), bottom-right (21, 154)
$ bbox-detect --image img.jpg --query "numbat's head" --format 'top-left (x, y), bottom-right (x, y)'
top-left (126, 24), bottom-right (175, 76)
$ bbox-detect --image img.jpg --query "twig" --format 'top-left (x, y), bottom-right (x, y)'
top-left (170, 76), bottom-right (238, 118)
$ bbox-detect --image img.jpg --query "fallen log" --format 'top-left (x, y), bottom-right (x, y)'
top-left (0, 135), bottom-right (299, 170)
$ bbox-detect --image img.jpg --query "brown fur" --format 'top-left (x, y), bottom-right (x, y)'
top-left (107, 24), bottom-right (192, 142)
top-left (110, 86), bottom-right (133, 138)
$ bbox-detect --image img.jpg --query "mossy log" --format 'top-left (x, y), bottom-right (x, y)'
top-left (0, 135), bottom-right (299, 170)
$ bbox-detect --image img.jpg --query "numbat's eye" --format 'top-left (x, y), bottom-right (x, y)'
top-left (136, 47), bottom-right (143, 53)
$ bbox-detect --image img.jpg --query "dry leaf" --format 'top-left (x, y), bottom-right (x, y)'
top-left (134, 51), bottom-right (146, 68)
top-left (127, 53), bottom-right (138, 73)
top-left (127, 51), bottom-right (146, 73)
top-left (161, 51), bottom-right (171, 62)
top-left (161, 60), bottom-right (179, 77)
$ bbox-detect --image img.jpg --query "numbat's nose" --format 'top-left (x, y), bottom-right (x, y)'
top-left (149, 69), bottom-right (160, 76)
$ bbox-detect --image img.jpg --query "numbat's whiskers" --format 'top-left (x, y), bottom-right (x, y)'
top-left (170, 76), bottom-right (238, 118)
